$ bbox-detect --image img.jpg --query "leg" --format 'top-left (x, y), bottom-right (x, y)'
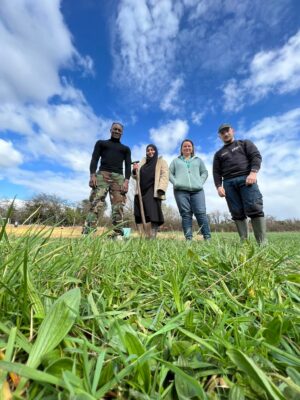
top-left (83, 173), bottom-right (109, 233)
top-left (174, 190), bottom-right (193, 240)
top-left (151, 222), bottom-right (159, 239)
top-left (223, 177), bottom-right (248, 241)
top-left (109, 173), bottom-right (126, 236)
top-left (190, 190), bottom-right (211, 240)
top-left (240, 181), bottom-right (266, 244)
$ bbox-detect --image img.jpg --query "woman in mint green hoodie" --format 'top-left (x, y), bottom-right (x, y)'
top-left (169, 139), bottom-right (211, 240)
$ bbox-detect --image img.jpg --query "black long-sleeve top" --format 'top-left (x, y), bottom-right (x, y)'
top-left (213, 140), bottom-right (262, 188)
top-left (90, 138), bottom-right (132, 179)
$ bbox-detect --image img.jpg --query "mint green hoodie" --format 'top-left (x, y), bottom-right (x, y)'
top-left (169, 156), bottom-right (208, 191)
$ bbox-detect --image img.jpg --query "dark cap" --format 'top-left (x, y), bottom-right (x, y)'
top-left (218, 123), bottom-right (232, 132)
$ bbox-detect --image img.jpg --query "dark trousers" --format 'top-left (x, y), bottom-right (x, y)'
top-left (223, 175), bottom-right (264, 220)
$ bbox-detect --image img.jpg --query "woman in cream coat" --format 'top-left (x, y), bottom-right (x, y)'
top-left (132, 144), bottom-right (169, 238)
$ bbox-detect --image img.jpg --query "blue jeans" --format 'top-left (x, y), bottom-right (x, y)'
top-left (174, 190), bottom-right (211, 240)
top-left (223, 175), bottom-right (264, 220)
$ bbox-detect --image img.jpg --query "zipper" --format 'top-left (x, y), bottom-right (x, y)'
top-left (181, 157), bottom-right (192, 189)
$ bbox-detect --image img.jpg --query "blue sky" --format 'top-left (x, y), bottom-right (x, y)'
top-left (0, 0), bottom-right (300, 219)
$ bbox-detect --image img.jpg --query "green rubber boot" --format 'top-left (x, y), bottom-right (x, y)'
top-left (251, 217), bottom-right (267, 245)
top-left (235, 219), bottom-right (249, 241)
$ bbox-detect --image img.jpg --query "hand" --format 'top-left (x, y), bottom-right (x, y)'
top-left (157, 189), bottom-right (165, 196)
top-left (132, 162), bottom-right (139, 171)
top-left (217, 187), bottom-right (226, 197)
top-left (122, 180), bottom-right (129, 194)
top-left (89, 174), bottom-right (97, 188)
top-left (246, 172), bottom-right (257, 186)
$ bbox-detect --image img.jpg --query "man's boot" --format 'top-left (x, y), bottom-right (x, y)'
top-left (235, 219), bottom-right (249, 241)
top-left (251, 217), bottom-right (267, 245)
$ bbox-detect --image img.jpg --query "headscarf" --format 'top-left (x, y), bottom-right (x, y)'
top-left (140, 144), bottom-right (158, 194)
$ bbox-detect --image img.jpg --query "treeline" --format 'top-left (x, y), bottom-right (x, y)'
top-left (1, 194), bottom-right (299, 232)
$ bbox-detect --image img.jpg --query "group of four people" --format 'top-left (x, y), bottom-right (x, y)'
top-left (83, 122), bottom-right (266, 244)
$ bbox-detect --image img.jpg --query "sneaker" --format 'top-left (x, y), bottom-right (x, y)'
top-left (107, 232), bottom-right (123, 240)
top-left (82, 226), bottom-right (96, 235)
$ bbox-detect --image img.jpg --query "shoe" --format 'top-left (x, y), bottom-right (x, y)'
top-left (82, 226), bottom-right (96, 235)
top-left (107, 232), bottom-right (123, 240)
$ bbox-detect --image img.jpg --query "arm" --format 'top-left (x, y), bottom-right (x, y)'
top-left (199, 159), bottom-right (208, 185)
top-left (244, 140), bottom-right (262, 172)
top-left (131, 162), bottom-right (138, 180)
top-left (244, 140), bottom-right (262, 185)
top-left (124, 147), bottom-right (132, 180)
top-left (158, 159), bottom-right (169, 194)
top-left (212, 154), bottom-right (225, 197)
top-left (123, 147), bottom-right (132, 193)
top-left (89, 141), bottom-right (102, 188)
top-left (169, 160), bottom-right (176, 185)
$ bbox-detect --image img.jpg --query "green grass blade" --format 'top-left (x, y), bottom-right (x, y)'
top-left (178, 327), bottom-right (220, 357)
top-left (27, 288), bottom-right (81, 368)
top-left (156, 358), bottom-right (207, 400)
top-left (123, 331), bottom-right (151, 393)
top-left (263, 343), bottom-right (300, 367)
top-left (227, 348), bottom-right (285, 400)
top-left (91, 351), bottom-right (106, 395)
top-left (0, 360), bottom-right (66, 387)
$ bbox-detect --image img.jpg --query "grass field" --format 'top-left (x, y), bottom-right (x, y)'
top-left (0, 223), bottom-right (300, 399)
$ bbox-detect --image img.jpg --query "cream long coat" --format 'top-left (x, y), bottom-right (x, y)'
top-left (133, 156), bottom-right (169, 200)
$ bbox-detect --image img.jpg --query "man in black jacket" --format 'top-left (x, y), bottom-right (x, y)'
top-left (213, 123), bottom-right (266, 244)
top-left (83, 122), bottom-right (131, 237)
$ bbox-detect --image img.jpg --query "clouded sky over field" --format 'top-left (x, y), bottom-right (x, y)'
top-left (0, 0), bottom-right (300, 219)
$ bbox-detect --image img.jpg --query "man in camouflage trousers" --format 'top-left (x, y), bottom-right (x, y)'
top-left (83, 122), bottom-right (131, 237)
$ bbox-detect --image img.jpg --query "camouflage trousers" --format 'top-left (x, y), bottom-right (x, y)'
top-left (84, 171), bottom-right (126, 235)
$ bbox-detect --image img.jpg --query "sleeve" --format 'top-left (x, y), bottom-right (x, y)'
top-left (244, 140), bottom-right (262, 172)
top-left (212, 152), bottom-right (223, 188)
top-left (131, 168), bottom-right (137, 179)
top-left (169, 159), bottom-right (176, 185)
top-left (131, 158), bottom-right (145, 180)
top-left (89, 141), bottom-right (102, 174)
top-left (124, 147), bottom-right (132, 180)
top-left (158, 159), bottom-right (169, 193)
top-left (199, 159), bottom-right (208, 185)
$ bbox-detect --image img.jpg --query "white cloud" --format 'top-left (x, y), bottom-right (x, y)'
top-left (131, 143), bottom-right (148, 163)
top-left (113, 0), bottom-right (182, 99)
top-left (245, 108), bottom-right (300, 140)
top-left (160, 77), bottom-right (184, 114)
top-left (8, 169), bottom-right (89, 202)
top-left (0, 104), bottom-right (32, 135)
top-left (0, 0), bottom-right (108, 203)
top-left (113, 0), bottom-right (293, 112)
top-left (149, 119), bottom-right (189, 153)
top-left (223, 30), bottom-right (300, 112)
top-left (0, 139), bottom-right (23, 167)
top-left (191, 111), bottom-right (205, 126)
top-left (0, 0), bottom-right (93, 104)
top-left (0, 103), bottom-right (111, 172)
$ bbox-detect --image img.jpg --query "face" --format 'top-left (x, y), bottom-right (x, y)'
top-left (110, 123), bottom-right (123, 139)
top-left (219, 127), bottom-right (234, 144)
top-left (146, 146), bottom-right (156, 158)
top-left (181, 141), bottom-right (193, 157)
